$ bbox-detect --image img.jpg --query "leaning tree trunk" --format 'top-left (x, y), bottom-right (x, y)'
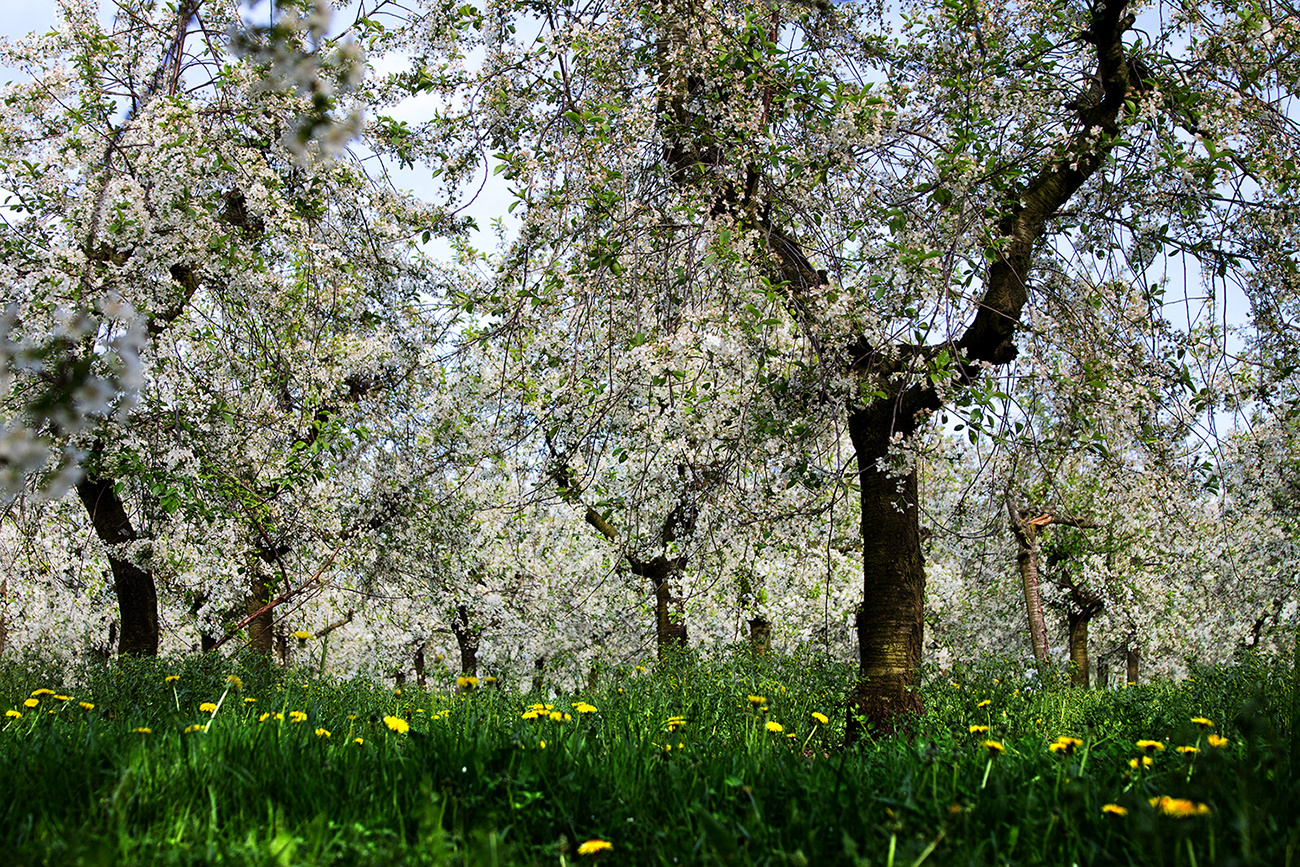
top-left (846, 401), bottom-right (926, 737)
top-left (76, 475), bottom-right (159, 656)
top-left (1009, 506), bottom-right (1051, 664)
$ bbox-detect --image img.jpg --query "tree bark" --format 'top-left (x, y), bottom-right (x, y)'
top-left (75, 475), bottom-right (159, 656)
top-left (1009, 506), bottom-right (1051, 664)
top-left (451, 604), bottom-right (480, 676)
top-left (0, 577), bottom-right (7, 656)
top-left (246, 570), bottom-right (275, 655)
top-left (846, 401), bottom-right (926, 737)
top-left (748, 616), bottom-right (772, 656)
top-left (1067, 609), bottom-right (1090, 688)
top-left (1126, 644), bottom-right (1140, 686)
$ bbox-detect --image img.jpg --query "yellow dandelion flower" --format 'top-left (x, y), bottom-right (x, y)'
top-left (244, 697), bottom-right (256, 704)
top-left (315, 728), bottom-right (330, 738)
top-left (1190, 717), bottom-right (1213, 728)
top-left (982, 740), bottom-right (1005, 756)
top-left (969, 725), bottom-right (990, 734)
top-left (1129, 756), bottom-right (1154, 769)
top-left (79, 702), bottom-right (95, 711)
top-left (384, 715), bottom-right (410, 733)
top-left (766, 721), bottom-right (784, 733)
top-left (23, 698), bottom-right (39, 708)
top-left (539, 740), bottom-right (546, 749)
top-left (811, 712), bottom-right (829, 724)
top-left (747, 695), bottom-right (766, 706)
top-left (30, 689), bottom-right (54, 697)
top-left (521, 710), bottom-right (542, 720)
top-left (1050, 736), bottom-right (1083, 755)
top-left (226, 675), bottom-right (243, 690)
top-left (483, 676), bottom-right (498, 684)
top-left (5, 710), bottom-right (21, 719)
top-left (184, 724), bottom-right (204, 733)
top-left (1207, 734), bottom-right (1228, 748)
top-left (164, 676), bottom-right (180, 684)
top-left (1177, 746), bottom-right (1199, 757)
top-left (291, 631), bottom-right (314, 641)
top-left (1136, 739), bottom-right (1165, 753)
top-left (1150, 796), bottom-right (1211, 817)
top-left (199, 702), bottom-right (217, 713)
top-left (132, 727), bottom-right (152, 734)
top-left (577, 839), bottom-right (613, 855)
top-left (977, 699), bottom-right (992, 708)
top-left (353, 737), bottom-right (364, 746)
top-left (456, 676), bottom-right (479, 689)
top-left (549, 711), bottom-right (566, 722)
top-left (52, 695), bottom-right (71, 702)
top-left (572, 702), bottom-right (598, 713)
top-left (289, 711), bottom-right (307, 723)
top-left (1102, 804), bottom-right (1128, 817)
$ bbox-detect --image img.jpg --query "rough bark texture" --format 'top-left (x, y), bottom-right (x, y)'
top-left (0, 578), bottom-right (7, 656)
top-left (1009, 508), bottom-right (1051, 664)
top-left (1126, 645), bottom-right (1140, 686)
top-left (247, 572), bottom-right (274, 654)
top-left (451, 605), bottom-right (480, 676)
top-left (846, 401), bottom-right (926, 737)
top-left (76, 475), bottom-right (159, 656)
top-left (1067, 610), bottom-right (1090, 688)
top-left (748, 617), bottom-right (772, 656)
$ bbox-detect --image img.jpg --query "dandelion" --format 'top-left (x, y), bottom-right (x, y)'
top-left (766, 721), bottom-right (784, 733)
top-left (539, 740), bottom-right (546, 749)
top-left (1177, 746), bottom-right (1199, 757)
top-left (1136, 739), bottom-right (1165, 754)
top-left (30, 689), bottom-right (54, 697)
top-left (549, 710), bottom-right (571, 722)
top-left (292, 631), bottom-right (314, 641)
top-left (457, 676), bottom-right (479, 689)
top-left (226, 675), bottom-right (243, 690)
top-left (667, 716), bottom-right (687, 731)
top-left (244, 698), bottom-right (256, 704)
top-left (289, 711), bottom-right (307, 723)
top-left (23, 698), bottom-right (39, 708)
top-left (384, 715), bottom-right (409, 733)
top-left (5, 710), bottom-right (20, 719)
top-left (315, 728), bottom-right (330, 738)
top-left (132, 728), bottom-right (152, 734)
top-left (52, 695), bottom-right (71, 702)
top-left (1190, 717), bottom-right (1213, 728)
top-left (1129, 756), bottom-right (1154, 769)
top-left (982, 740), bottom-right (1005, 756)
top-left (977, 699), bottom-right (992, 708)
top-left (164, 676), bottom-right (180, 684)
top-left (969, 725), bottom-right (989, 734)
top-left (79, 702), bottom-right (95, 711)
top-left (1150, 796), bottom-right (1211, 817)
top-left (577, 839), bottom-right (613, 855)
top-left (521, 710), bottom-right (543, 720)
top-left (1207, 734), bottom-right (1228, 748)
top-left (1102, 804), bottom-right (1128, 817)
top-left (199, 702), bottom-right (218, 713)
top-left (184, 724), bottom-right (204, 733)
top-left (353, 737), bottom-right (364, 746)
top-left (747, 695), bottom-right (766, 707)
top-left (1049, 736), bottom-right (1083, 756)
top-left (811, 712), bottom-right (829, 724)
top-left (572, 702), bottom-right (598, 714)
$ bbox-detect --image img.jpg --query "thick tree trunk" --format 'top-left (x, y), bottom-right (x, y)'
top-left (451, 605), bottom-right (480, 676)
top-left (247, 571), bottom-right (274, 654)
top-left (748, 616), bottom-right (772, 656)
top-left (846, 403), bottom-right (925, 739)
top-left (76, 476), bottom-right (159, 656)
top-left (1067, 610), bottom-right (1090, 688)
top-left (1126, 645), bottom-right (1140, 686)
top-left (1009, 508), bottom-right (1051, 664)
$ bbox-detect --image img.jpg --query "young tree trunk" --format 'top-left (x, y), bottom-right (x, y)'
top-left (1008, 506), bottom-right (1051, 664)
top-left (76, 475), bottom-right (159, 656)
top-left (846, 402), bottom-right (926, 738)
top-left (0, 577), bottom-right (7, 656)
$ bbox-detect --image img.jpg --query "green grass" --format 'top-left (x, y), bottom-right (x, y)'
top-left (0, 648), bottom-right (1296, 865)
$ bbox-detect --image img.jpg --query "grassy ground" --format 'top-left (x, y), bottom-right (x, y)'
top-left (1, 648), bottom-right (1295, 865)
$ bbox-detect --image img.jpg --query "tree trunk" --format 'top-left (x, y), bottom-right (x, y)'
top-left (75, 475), bottom-right (159, 656)
top-left (1067, 609), bottom-right (1090, 688)
top-left (1126, 645), bottom-right (1140, 686)
top-left (846, 402), bottom-right (925, 739)
top-left (0, 577), bottom-right (7, 656)
top-left (247, 571), bottom-right (274, 654)
top-left (451, 605), bottom-right (480, 676)
top-left (1097, 660), bottom-right (1109, 689)
top-left (415, 644), bottom-right (427, 689)
top-left (748, 616), bottom-right (772, 656)
top-left (1009, 507), bottom-right (1051, 664)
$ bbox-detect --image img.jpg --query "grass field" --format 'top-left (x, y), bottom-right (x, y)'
top-left (1, 649), bottom-right (1296, 865)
